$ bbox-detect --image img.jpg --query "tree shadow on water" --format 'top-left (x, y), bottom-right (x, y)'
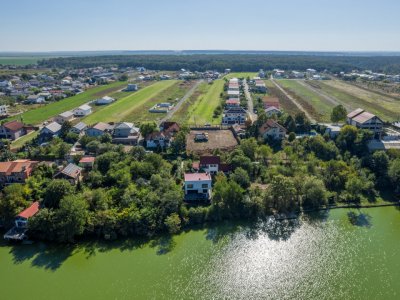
top-left (149, 235), bottom-right (176, 255)
top-left (8, 242), bottom-right (75, 271)
top-left (347, 211), bottom-right (372, 228)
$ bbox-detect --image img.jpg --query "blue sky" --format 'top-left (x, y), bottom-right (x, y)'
top-left (1, 0), bottom-right (399, 52)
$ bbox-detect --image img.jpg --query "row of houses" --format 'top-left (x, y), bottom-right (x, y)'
top-left (222, 78), bottom-right (248, 126)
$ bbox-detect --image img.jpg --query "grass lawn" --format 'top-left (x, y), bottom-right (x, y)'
top-left (224, 72), bottom-right (257, 79)
top-left (83, 80), bottom-right (177, 124)
top-left (315, 80), bottom-right (400, 121)
top-left (277, 79), bottom-right (335, 122)
top-left (187, 79), bottom-right (225, 125)
top-left (124, 81), bottom-right (195, 123)
top-left (10, 131), bottom-right (39, 150)
top-left (5, 81), bottom-right (127, 125)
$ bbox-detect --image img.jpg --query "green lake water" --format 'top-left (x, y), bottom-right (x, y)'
top-left (1, 206), bottom-right (399, 300)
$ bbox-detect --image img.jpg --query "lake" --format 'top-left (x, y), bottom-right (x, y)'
top-left (0, 206), bottom-right (399, 299)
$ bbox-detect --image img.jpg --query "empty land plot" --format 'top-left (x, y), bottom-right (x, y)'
top-left (186, 129), bottom-right (238, 155)
top-left (277, 79), bottom-right (335, 122)
top-left (311, 80), bottom-right (400, 121)
top-left (225, 72), bottom-right (257, 79)
top-left (170, 82), bottom-right (209, 124)
top-left (124, 80), bottom-right (196, 123)
top-left (264, 80), bottom-right (302, 116)
top-left (6, 81), bottom-right (127, 125)
top-left (83, 80), bottom-right (177, 124)
top-left (187, 80), bottom-right (225, 125)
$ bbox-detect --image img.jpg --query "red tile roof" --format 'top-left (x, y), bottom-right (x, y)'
top-left (17, 201), bottom-right (40, 219)
top-left (347, 108), bottom-right (364, 119)
top-left (259, 120), bottom-right (287, 135)
top-left (184, 173), bottom-right (211, 181)
top-left (0, 160), bottom-right (38, 175)
top-left (79, 156), bottom-right (95, 163)
top-left (3, 120), bottom-right (24, 131)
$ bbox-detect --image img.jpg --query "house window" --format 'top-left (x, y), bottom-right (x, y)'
top-left (187, 184), bottom-right (193, 189)
top-left (201, 184), bottom-right (208, 188)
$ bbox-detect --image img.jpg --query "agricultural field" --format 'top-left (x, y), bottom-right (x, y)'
top-left (310, 80), bottom-right (400, 121)
top-left (187, 79), bottom-right (225, 125)
top-left (264, 80), bottom-right (302, 116)
top-left (0, 56), bottom-right (42, 66)
top-left (276, 80), bottom-right (336, 122)
top-left (123, 80), bottom-right (196, 123)
top-left (83, 80), bottom-right (177, 124)
top-left (5, 81), bottom-right (127, 125)
top-left (10, 131), bottom-right (39, 150)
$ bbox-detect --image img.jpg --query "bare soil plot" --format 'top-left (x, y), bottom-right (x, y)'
top-left (186, 129), bottom-right (238, 155)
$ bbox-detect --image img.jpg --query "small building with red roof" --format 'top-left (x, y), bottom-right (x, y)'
top-left (15, 201), bottom-right (40, 228)
top-left (259, 120), bottom-right (287, 140)
top-left (0, 159), bottom-right (39, 186)
top-left (184, 173), bottom-right (212, 201)
top-left (79, 156), bottom-right (95, 169)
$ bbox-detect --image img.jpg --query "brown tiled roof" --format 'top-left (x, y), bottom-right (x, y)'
top-left (3, 120), bottom-right (24, 131)
top-left (352, 111), bottom-right (376, 124)
top-left (259, 120), bottom-right (287, 135)
top-left (0, 160), bottom-right (38, 175)
top-left (347, 108), bottom-right (364, 119)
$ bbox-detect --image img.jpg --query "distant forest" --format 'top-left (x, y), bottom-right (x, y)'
top-left (38, 54), bottom-right (400, 73)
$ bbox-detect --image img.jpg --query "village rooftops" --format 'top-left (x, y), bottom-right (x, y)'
top-left (73, 122), bottom-right (87, 131)
top-left (79, 156), bottom-right (95, 164)
top-left (184, 173), bottom-right (211, 181)
top-left (259, 119), bottom-right (287, 134)
top-left (17, 201), bottom-right (40, 219)
top-left (200, 156), bottom-right (221, 165)
top-left (93, 122), bottom-right (113, 131)
top-left (78, 104), bottom-right (91, 110)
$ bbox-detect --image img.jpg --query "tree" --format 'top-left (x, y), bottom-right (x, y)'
top-left (336, 125), bottom-right (358, 152)
top-left (388, 159), bottom-right (400, 192)
top-left (54, 195), bottom-right (88, 242)
top-left (240, 138), bottom-right (258, 160)
top-left (268, 175), bottom-right (297, 212)
top-left (345, 175), bottom-right (364, 203)
top-left (230, 167), bottom-right (251, 189)
top-left (43, 179), bottom-right (74, 209)
top-left (302, 177), bottom-right (328, 208)
top-left (140, 122), bottom-right (158, 138)
top-left (119, 74), bottom-right (128, 81)
top-left (284, 115), bottom-right (297, 133)
top-left (164, 213), bottom-right (181, 234)
top-left (59, 121), bottom-right (72, 139)
top-left (0, 184), bottom-right (29, 225)
top-left (288, 132), bottom-right (296, 142)
top-left (294, 112), bottom-right (311, 133)
top-left (170, 131), bottom-right (186, 154)
top-left (330, 105), bottom-right (347, 123)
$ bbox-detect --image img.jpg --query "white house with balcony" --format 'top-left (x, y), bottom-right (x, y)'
top-left (73, 104), bottom-right (92, 117)
top-left (184, 173), bottom-right (212, 201)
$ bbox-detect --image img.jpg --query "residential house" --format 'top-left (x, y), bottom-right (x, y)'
top-left (79, 156), bottom-right (95, 169)
top-left (265, 106), bottom-right (282, 117)
top-left (0, 105), bottom-right (8, 116)
top-left (0, 160), bottom-right (39, 186)
top-left (263, 97), bottom-right (281, 110)
top-left (73, 104), bottom-right (92, 117)
top-left (225, 99), bottom-right (240, 108)
top-left (222, 106), bottom-right (247, 125)
top-left (324, 124), bottom-right (342, 138)
top-left (14, 202), bottom-right (40, 229)
top-left (227, 90), bottom-right (240, 98)
top-left (95, 96), bottom-right (115, 105)
top-left (39, 122), bottom-right (62, 141)
top-left (259, 119), bottom-right (287, 140)
top-left (0, 120), bottom-right (26, 140)
top-left (25, 95), bottom-right (45, 104)
top-left (125, 84), bottom-right (138, 91)
top-left (54, 163), bottom-right (83, 185)
top-left (184, 173), bottom-right (212, 201)
top-left (193, 156), bottom-right (231, 174)
top-left (70, 122), bottom-right (87, 135)
top-left (85, 122), bottom-right (113, 137)
top-left (253, 79), bottom-right (267, 93)
top-left (54, 111), bottom-right (74, 124)
top-left (346, 108), bottom-right (384, 136)
top-left (112, 122), bottom-right (140, 145)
